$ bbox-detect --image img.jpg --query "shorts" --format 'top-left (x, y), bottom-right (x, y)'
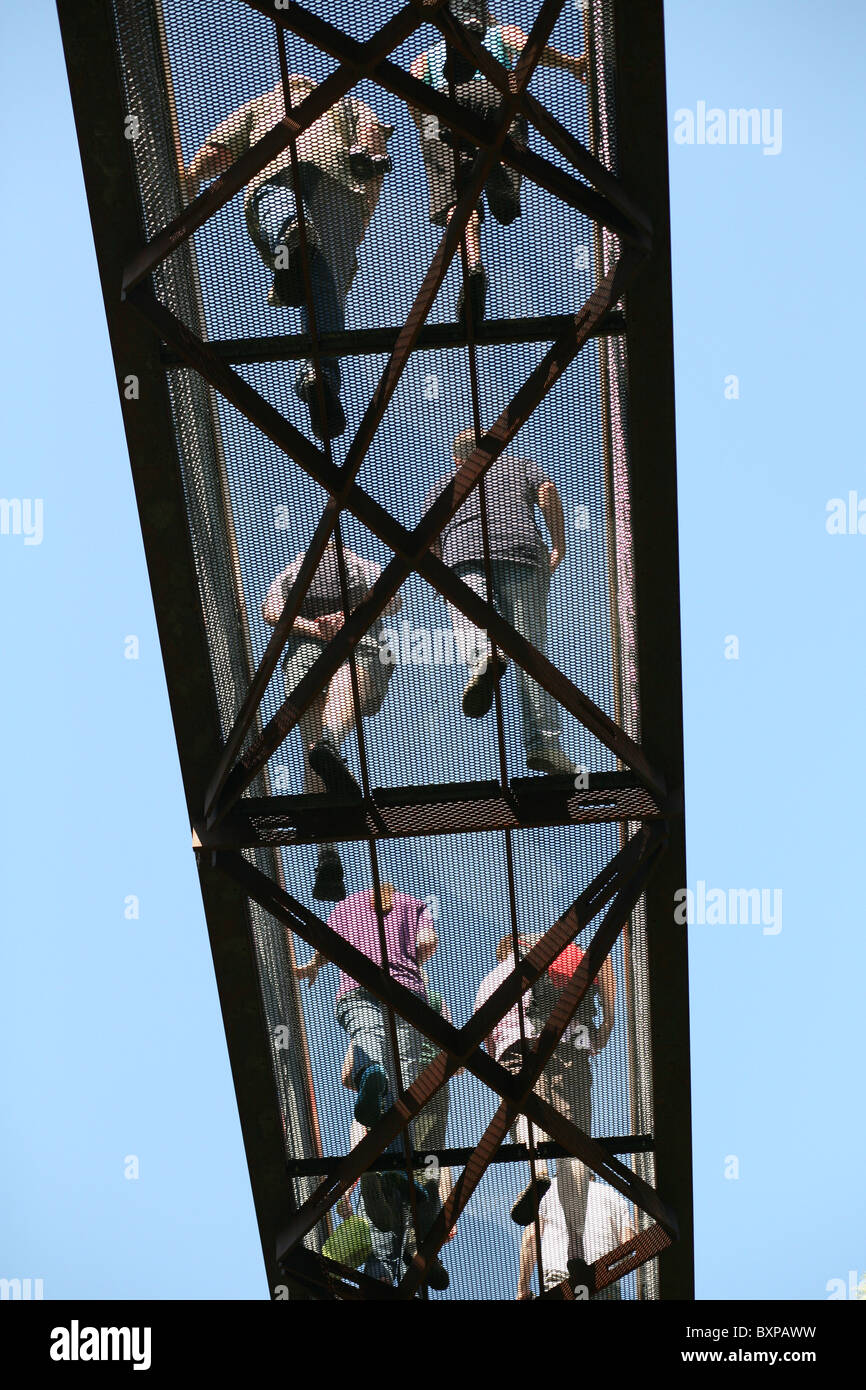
top-left (419, 78), bottom-right (528, 227)
top-left (282, 634), bottom-right (394, 716)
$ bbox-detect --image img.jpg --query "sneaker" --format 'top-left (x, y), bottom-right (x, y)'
top-left (526, 746), bottom-right (579, 776)
top-left (295, 365), bottom-right (346, 441)
top-left (510, 1174), bottom-right (551, 1227)
top-left (360, 1171), bottom-right (402, 1233)
top-left (312, 846), bottom-right (346, 902)
top-left (309, 736), bottom-right (363, 800)
top-left (461, 650), bottom-right (508, 719)
top-left (456, 263), bottom-right (488, 332)
top-left (485, 161), bottom-right (522, 226)
top-left (354, 1064), bottom-right (389, 1128)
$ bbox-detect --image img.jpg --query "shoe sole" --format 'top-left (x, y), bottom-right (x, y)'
top-left (457, 271), bottom-right (488, 330)
top-left (312, 865), bottom-right (346, 902)
top-left (309, 742), bottom-right (363, 800)
top-left (272, 249), bottom-right (305, 306)
top-left (510, 1175), bottom-right (551, 1227)
top-left (462, 655), bottom-right (506, 719)
top-left (298, 379), bottom-right (347, 441)
top-left (272, 224), bottom-right (322, 305)
top-left (486, 167), bottom-right (522, 226)
top-left (354, 1069), bottom-right (388, 1128)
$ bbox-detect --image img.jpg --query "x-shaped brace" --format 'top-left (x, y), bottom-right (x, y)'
top-left (211, 819), bottom-right (676, 1295)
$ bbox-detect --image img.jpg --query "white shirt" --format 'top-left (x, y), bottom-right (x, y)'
top-left (474, 955), bottom-right (538, 1060)
top-left (474, 953), bottom-right (596, 1060)
top-left (540, 1181), bottom-right (634, 1269)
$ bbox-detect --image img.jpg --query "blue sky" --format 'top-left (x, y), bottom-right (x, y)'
top-left (1, 0), bottom-right (865, 1300)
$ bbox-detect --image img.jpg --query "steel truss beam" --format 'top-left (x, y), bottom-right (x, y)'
top-left (158, 308), bottom-right (625, 368)
top-left (215, 821), bottom-right (677, 1298)
top-left (284, 1134), bottom-right (653, 1178)
top-left (131, 244), bottom-right (665, 830)
top-left (72, 0), bottom-right (688, 1300)
top-left (130, 0), bottom-right (637, 828)
top-left (194, 771), bottom-right (662, 851)
top-left (119, 0), bottom-right (665, 835)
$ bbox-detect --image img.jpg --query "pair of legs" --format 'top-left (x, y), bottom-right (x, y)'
top-left (249, 167), bottom-right (368, 437)
top-left (283, 635), bottom-right (393, 899)
top-left (448, 558), bottom-right (574, 770)
top-left (337, 988), bottom-right (448, 1289)
top-left (420, 78), bottom-right (528, 325)
top-left (503, 1041), bottom-right (593, 1279)
top-left (336, 988), bottom-right (424, 1129)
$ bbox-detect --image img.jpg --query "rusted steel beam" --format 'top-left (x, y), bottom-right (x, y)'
top-left (521, 90), bottom-right (652, 239)
top-left (512, 0), bottom-right (570, 89)
top-left (399, 820), bottom-right (657, 1295)
top-left (215, 825), bottom-right (676, 1262)
top-left (540, 1222), bottom-right (672, 1299)
top-left (198, 251), bottom-right (660, 824)
top-left (127, 286), bottom-right (337, 487)
top-left (283, 1134), bottom-right (653, 1176)
top-left (194, 775), bottom-right (662, 851)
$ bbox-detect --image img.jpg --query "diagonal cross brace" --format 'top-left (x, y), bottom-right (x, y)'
top-left (242, 0), bottom-right (649, 248)
top-left (398, 821), bottom-right (657, 1294)
top-left (132, 251), bottom-right (665, 825)
top-left (539, 1222), bottom-right (672, 1300)
top-left (212, 823), bottom-right (675, 1263)
top-left (158, 251), bottom-right (656, 825)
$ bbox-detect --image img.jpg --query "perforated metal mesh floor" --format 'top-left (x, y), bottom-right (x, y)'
top-left (61, 0), bottom-right (687, 1300)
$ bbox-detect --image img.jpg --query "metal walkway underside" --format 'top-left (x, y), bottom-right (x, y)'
top-left (58, 0), bottom-right (692, 1300)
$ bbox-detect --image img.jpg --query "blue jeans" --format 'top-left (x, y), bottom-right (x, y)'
top-left (249, 168), bottom-right (366, 389)
top-left (336, 988), bottom-right (423, 1157)
top-left (338, 988), bottom-right (442, 1264)
top-left (450, 559), bottom-right (563, 756)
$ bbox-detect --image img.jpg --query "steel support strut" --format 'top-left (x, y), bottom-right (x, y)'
top-left (213, 821), bottom-right (677, 1284)
top-left (96, 0), bottom-right (684, 1300)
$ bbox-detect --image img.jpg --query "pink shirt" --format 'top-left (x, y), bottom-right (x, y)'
top-left (327, 891), bottom-right (433, 1001)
